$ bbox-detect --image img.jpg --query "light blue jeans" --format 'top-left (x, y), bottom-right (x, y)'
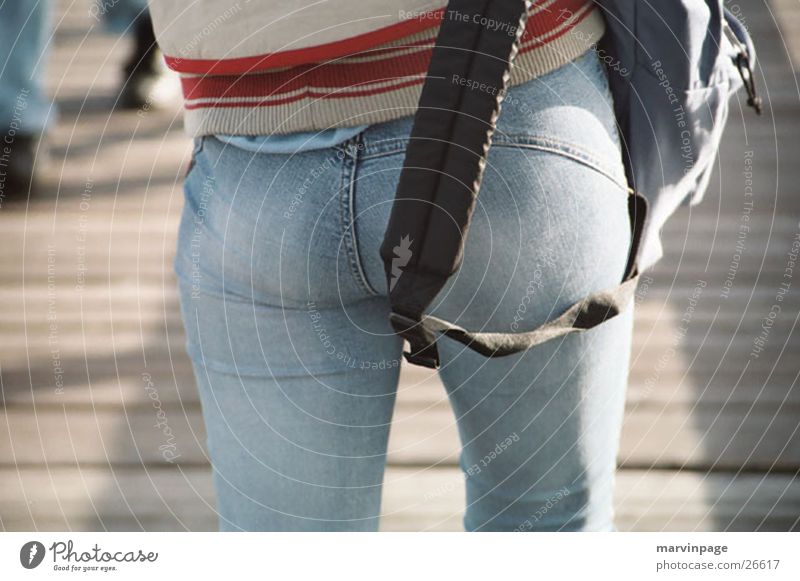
top-left (175, 50), bottom-right (635, 532)
top-left (0, 1), bottom-right (53, 134)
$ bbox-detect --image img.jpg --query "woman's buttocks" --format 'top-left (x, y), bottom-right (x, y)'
top-left (493, 48), bottom-right (626, 180)
top-left (353, 49), bottom-right (632, 332)
top-left (179, 49), bottom-right (633, 330)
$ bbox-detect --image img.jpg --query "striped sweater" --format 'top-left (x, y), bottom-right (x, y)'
top-left (147, 0), bottom-right (605, 136)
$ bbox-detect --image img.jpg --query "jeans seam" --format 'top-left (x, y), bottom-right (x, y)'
top-left (492, 135), bottom-right (629, 193)
top-left (359, 138), bottom-right (409, 160)
top-left (358, 135), bottom-right (627, 191)
top-left (359, 147), bottom-right (407, 161)
top-left (340, 134), bottom-right (380, 297)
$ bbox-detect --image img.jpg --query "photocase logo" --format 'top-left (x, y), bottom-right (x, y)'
top-left (20, 541), bottom-right (46, 569)
top-left (389, 235), bottom-right (413, 291)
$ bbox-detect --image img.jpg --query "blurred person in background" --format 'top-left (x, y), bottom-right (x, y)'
top-left (0, 0), bottom-right (163, 199)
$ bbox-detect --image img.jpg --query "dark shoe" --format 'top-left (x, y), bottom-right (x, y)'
top-left (0, 134), bottom-right (47, 204)
top-left (117, 13), bottom-right (165, 110)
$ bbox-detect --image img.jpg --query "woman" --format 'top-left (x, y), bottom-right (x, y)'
top-left (150, 0), bottom-right (634, 531)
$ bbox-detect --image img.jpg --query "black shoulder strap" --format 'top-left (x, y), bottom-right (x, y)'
top-left (381, 0), bottom-right (648, 369)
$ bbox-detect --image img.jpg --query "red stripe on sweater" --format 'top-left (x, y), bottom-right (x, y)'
top-left (166, 10), bottom-right (444, 75)
top-left (183, 78), bottom-right (427, 110)
top-left (168, 0), bottom-right (589, 76)
top-left (182, 0), bottom-right (592, 104)
top-left (181, 48), bottom-right (433, 100)
top-left (183, 2), bottom-right (592, 113)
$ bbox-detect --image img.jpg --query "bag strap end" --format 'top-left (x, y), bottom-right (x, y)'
top-left (389, 311), bottom-right (441, 369)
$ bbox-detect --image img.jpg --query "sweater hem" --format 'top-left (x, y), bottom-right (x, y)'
top-left (182, 8), bottom-right (605, 137)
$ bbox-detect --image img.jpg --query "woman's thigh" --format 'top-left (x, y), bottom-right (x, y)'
top-left (174, 135), bottom-right (404, 530)
top-left (355, 50), bottom-right (634, 531)
top-left (433, 142), bottom-right (633, 531)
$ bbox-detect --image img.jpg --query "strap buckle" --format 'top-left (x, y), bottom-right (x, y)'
top-left (735, 52), bottom-right (763, 115)
top-left (724, 18), bottom-right (762, 115)
top-left (388, 311), bottom-right (440, 369)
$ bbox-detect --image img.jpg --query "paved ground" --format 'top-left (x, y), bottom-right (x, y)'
top-left (1, 0), bottom-right (799, 531)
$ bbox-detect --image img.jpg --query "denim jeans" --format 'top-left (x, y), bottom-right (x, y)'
top-left (0, 1), bottom-right (53, 134)
top-left (175, 49), bottom-right (635, 532)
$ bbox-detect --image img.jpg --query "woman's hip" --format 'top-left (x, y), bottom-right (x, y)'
top-left (175, 49), bottom-right (630, 320)
top-left (353, 49), bottom-right (631, 330)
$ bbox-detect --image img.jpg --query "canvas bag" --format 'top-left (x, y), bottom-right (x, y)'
top-left (382, 0), bottom-right (760, 368)
top-left (596, 0), bottom-right (761, 270)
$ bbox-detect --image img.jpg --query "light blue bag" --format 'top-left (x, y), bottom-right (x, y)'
top-left (596, 0), bottom-right (761, 270)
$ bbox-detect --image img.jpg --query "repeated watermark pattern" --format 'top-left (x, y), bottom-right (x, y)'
top-left (750, 226), bottom-right (800, 359)
top-left (0, 88), bottom-right (30, 207)
top-left (142, 372), bottom-right (181, 463)
top-left (47, 245), bottom-right (65, 396)
top-left (513, 486), bottom-right (571, 531)
top-left (74, 176), bottom-right (93, 294)
top-left (189, 175), bottom-right (215, 300)
top-left (721, 150), bottom-right (755, 299)
top-left (510, 246), bottom-right (557, 332)
top-left (307, 301), bottom-right (402, 370)
top-left (639, 280), bottom-right (706, 401)
top-left (424, 432), bottom-right (520, 501)
top-left (398, 8), bottom-right (521, 37)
